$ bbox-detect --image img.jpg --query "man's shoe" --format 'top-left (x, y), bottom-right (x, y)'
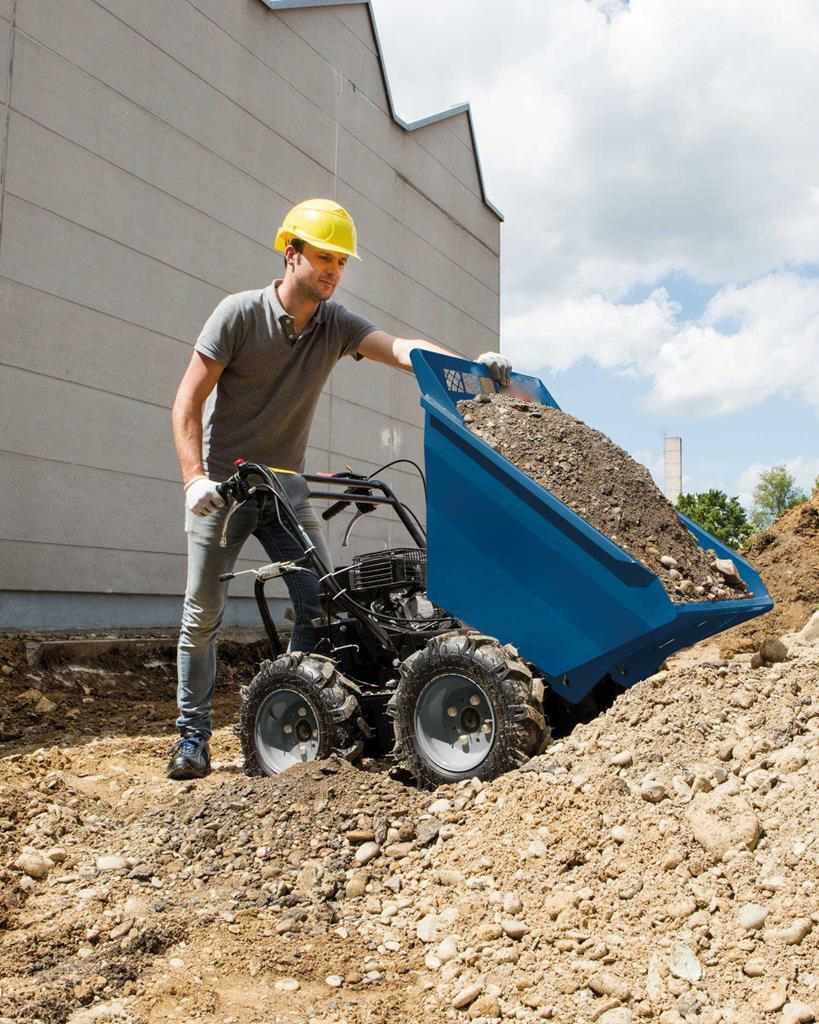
top-left (166, 734), bottom-right (211, 780)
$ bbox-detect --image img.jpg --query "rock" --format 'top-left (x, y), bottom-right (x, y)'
top-left (476, 922), bottom-right (503, 941)
top-left (14, 851), bottom-right (51, 879)
top-left (796, 610), bottom-right (819, 642)
top-left (416, 914), bottom-right (442, 944)
top-left (437, 936), bottom-right (459, 962)
top-left (742, 958), bottom-right (766, 978)
top-left (428, 799), bottom-right (451, 815)
top-left (759, 637), bottom-right (788, 663)
top-left (767, 919), bottom-right (812, 945)
top-left (686, 784), bottom-right (761, 858)
top-left (589, 972), bottom-right (631, 1000)
top-left (781, 1003), bottom-right (816, 1024)
top-left (759, 978), bottom-right (788, 1012)
top-left (354, 842), bottom-right (380, 865)
top-left (599, 1010), bottom-right (633, 1024)
top-left (640, 780), bottom-right (668, 803)
top-left (45, 847), bottom-right (67, 864)
top-left (415, 819), bottom-right (442, 847)
top-left (660, 555), bottom-right (678, 568)
top-left (501, 919), bottom-right (529, 939)
top-left (35, 695), bottom-right (57, 713)
top-left (737, 904), bottom-right (769, 930)
top-left (503, 892), bottom-right (523, 914)
top-left (274, 978), bottom-right (300, 992)
top-left (611, 825), bottom-right (630, 844)
top-left (713, 558), bottom-right (746, 589)
top-left (610, 751), bottom-right (633, 767)
top-left (436, 868), bottom-right (463, 886)
top-left (96, 855), bottom-right (128, 873)
top-left (345, 873), bottom-right (368, 898)
top-left (384, 842), bottom-right (413, 859)
top-left (771, 745), bottom-right (808, 772)
top-left (668, 943), bottom-right (702, 982)
top-left (750, 653), bottom-right (765, 669)
top-left (325, 975), bottom-right (342, 988)
top-left (717, 740), bottom-right (735, 761)
top-left (18, 688), bottom-right (44, 704)
top-left (452, 983), bottom-right (483, 1009)
top-left (469, 993), bottom-right (501, 1019)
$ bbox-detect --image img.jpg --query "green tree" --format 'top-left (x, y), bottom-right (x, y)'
top-left (813, 474), bottom-right (819, 497)
top-left (677, 490), bottom-right (753, 550)
top-left (750, 465), bottom-right (807, 530)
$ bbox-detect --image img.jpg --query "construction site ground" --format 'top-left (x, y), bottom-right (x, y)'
top-left (1, 608), bottom-right (818, 1024)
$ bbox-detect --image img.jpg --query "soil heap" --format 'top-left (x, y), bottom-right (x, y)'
top-left (1, 629), bottom-right (818, 1024)
top-left (457, 394), bottom-right (750, 604)
top-left (720, 496), bottom-right (819, 654)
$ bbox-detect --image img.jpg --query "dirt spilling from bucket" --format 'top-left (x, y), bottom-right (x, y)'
top-left (457, 394), bottom-right (752, 604)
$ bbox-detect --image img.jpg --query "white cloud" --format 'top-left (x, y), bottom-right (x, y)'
top-left (502, 273), bottom-right (819, 416)
top-left (376, 0), bottom-right (819, 417)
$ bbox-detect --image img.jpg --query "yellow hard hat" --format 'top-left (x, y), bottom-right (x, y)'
top-left (274, 198), bottom-right (361, 260)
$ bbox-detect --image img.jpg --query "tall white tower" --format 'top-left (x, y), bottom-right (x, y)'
top-left (664, 436), bottom-right (682, 504)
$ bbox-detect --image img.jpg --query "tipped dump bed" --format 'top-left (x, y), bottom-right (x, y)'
top-left (412, 351), bottom-right (773, 704)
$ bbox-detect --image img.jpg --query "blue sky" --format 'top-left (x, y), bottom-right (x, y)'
top-left (374, 0), bottom-right (819, 509)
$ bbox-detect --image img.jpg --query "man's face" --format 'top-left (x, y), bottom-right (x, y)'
top-left (287, 241), bottom-right (348, 302)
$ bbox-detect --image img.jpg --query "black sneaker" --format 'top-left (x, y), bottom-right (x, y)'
top-left (166, 734), bottom-right (211, 780)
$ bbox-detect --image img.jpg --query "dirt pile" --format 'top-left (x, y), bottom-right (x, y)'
top-left (720, 497), bottom-right (819, 654)
top-left (1, 629), bottom-right (818, 1024)
top-left (457, 394), bottom-right (750, 604)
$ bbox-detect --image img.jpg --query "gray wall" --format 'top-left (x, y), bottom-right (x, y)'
top-left (0, 0), bottom-right (500, 630)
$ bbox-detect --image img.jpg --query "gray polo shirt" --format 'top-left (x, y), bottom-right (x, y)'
top-left (195, 282), bottom-right (376, 479)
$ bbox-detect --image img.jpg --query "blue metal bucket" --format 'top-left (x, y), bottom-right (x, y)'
top-left (412, 351), bottom-right (773, 704)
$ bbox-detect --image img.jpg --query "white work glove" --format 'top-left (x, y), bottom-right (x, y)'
top-left (184, 476), bottom-right (225, 517)
top-left (477, 351), bottom-right (512, 387)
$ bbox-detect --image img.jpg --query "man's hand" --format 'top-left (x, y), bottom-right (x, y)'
top-left (185, 477), bottom-right (225, 517)
top-left (477, 351), bottom-right (512, 387)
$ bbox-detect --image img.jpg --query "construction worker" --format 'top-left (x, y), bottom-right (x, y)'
top-left (167, 199), bottom-right (512, 779)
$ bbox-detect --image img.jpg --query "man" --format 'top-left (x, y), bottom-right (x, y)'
top-left (167, 198), bottom-right (511, 780)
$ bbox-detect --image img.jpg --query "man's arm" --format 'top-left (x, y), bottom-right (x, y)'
top-left (172, 352), bottom-right (227, 516)
top-left (356, 331), bottom-right (512, 385)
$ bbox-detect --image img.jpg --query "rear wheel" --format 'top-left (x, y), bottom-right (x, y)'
top-left (239, 653), bottom-right (363, 776)
top-left (389, 631), bottom-right (549, 788)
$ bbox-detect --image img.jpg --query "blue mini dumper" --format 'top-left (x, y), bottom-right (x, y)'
top-left (411, 350), bottom-right (773, 706)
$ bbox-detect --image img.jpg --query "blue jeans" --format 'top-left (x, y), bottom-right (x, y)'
top-left (176, 476), bottom-right (332, 739)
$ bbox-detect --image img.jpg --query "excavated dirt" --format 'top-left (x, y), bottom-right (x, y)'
top-left (2, 625), bottom-right (818, 1024)
top-left (719, 497), bottom-right (819, 655)
top-left (457, 394), bottom-right (751, 604)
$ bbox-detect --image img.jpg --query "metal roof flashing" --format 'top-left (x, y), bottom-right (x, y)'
top-left (258, 0), bottom-right (503, 220)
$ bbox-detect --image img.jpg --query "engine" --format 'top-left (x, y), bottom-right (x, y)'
top-left (348, 548), bottom-right (456, 632)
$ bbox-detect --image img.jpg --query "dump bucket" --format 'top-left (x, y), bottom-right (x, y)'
top-left (412, 351), bottom-right (773, 703)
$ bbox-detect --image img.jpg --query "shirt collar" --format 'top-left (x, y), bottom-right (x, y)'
top-left (267, 280), bottom-right (327, 330)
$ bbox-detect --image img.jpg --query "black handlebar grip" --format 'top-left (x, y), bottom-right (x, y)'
top-left (322, 499), bottom-right (350, 521)
top-left (215, 482), bottom-right (229, 501)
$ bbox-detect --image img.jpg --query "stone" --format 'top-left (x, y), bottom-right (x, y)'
top-left (15, 851), bottom-right (53, 879)
top-left (35, 696), bottom-right (57, 713)
top-left (758, 978), bottom-right (788, 1013)
top-left (325, 975), bottom-right (342, 988)
top-left (503, 892), bottom-right (523, 914)
top-left (428, 798), bottom-right (451, 815)
top-left (589, 972), bottom-right (631, 1000)
top-left (796, 610), bottom-right (819, 641)
top-left (354, 842), bottom-right (380, 865)
top-left (750, 653), bottom-right (765, 670)
top-left (759, 637), bottom-right (788, 663)
top-left (502, 919), bottom-right (529, 939)
top-left (437, 936), bottom-right (459, 962)
top-left (742, 958), bottom-right (766, 978)
top-left (668, 943), bottom-right (702, 982)
top-left (96, 855), bottom-right (128, 873)
top-left (274, 978), bottom-right (300, 992)
top-left (45, 847), bottom-right (67, 864)
top-left (767, 919), bottom-right (812, 945)
top-left (415, 819), bottom-right (442, 847)
top-left (737, 904), bottom-right (769, 931)
top-left (469, 993), bottom-right (501, 1019)
top-left (686, 784), bottom-right (760, 858)
top-left (771, 745), bottom-right (808, 772)
top-left (416, 914), bottom-right (442, 944)
top-left (384, 842), bottom-right (413, 859)
top-left (437, 868), bottom-right (463, 886)
top-left (611, 751), bottom-right (633, 767)
top-left (345, 873), bottom-right (368, 898)
top-left (781, 1003), bottom-right (816, 1024)
top-left (452, 983), bottom-right (483, 1009)
top-left (599, 1010), bottom-right (633, 1024)
top-left (660, 555), bottom-right (678, 568)
top-left (611, 825), bottom-right (630, 844)
top-left (640, 780), bottom-right (668, 803)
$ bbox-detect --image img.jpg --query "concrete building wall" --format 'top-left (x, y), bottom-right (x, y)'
top-left (0, 0), bottom-right (501, 630)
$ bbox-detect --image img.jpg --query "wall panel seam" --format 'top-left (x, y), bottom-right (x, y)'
top-left (85, 0), bottom-right (493, 246)
top-left (14, 31), bottom-right (500, 290)
top-left (4, 195), bottom-right (490, 345)
top-left (0, 0), bottom-right (18, 258)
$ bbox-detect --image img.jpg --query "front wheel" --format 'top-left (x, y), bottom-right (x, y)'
top-left (388, 631), bottom-right (549, 788)
top-left (238, 653), bottom-right (362, 776)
